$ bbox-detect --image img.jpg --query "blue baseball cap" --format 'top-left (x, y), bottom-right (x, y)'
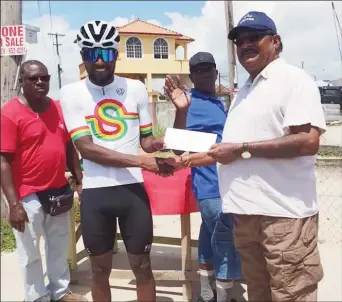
top-left (228, 11), bottom-right (277, 40)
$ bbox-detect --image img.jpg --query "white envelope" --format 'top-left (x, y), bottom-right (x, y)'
top-left (164, 128), bottom-right (217, 153)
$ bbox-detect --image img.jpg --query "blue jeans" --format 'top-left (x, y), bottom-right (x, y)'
top-left (198, 197), bottom-right (242, 280)
top-left (13, 193), bottom-right (71, 301)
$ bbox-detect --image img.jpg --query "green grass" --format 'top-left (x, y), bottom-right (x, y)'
top-left (318, 150), bottom-right (342, 157)
top-left (1, 219), bottom-right (16, 252)
top-left (318, 145), bottom-right (342, 158)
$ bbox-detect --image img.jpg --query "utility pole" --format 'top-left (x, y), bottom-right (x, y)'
top-left (48, 32), bottom-right (65, 89)
top-left (301, 61), bottom-right (304, 69)
top-left (1, 0), bottom-right (22, 105)
top-left (224, 1), bottom-right (236, 102)
top-left (218, 72), bottom-right (221, 93)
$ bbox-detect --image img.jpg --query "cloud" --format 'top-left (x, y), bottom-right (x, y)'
top-left (24, 1), bottom-right (342, 98)
top-left (164, 1), bottom-right (342, 85)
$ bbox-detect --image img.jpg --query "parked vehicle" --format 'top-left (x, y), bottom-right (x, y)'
top-left (319, 86), bottom-right (342, 110)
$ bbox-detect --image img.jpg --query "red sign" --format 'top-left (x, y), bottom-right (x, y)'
top-left (1, 25), bottom-right (27, 56)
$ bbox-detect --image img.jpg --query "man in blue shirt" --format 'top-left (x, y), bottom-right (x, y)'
top-left (164, 52), bottom-right (242, 302)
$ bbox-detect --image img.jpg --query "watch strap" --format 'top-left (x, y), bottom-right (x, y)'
top-left (242, 142), bottom-right (249, 152)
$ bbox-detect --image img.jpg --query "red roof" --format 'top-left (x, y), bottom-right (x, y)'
top-left (116, 19), bottom-right (194, 42)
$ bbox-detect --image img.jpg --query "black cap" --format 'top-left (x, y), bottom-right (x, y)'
top-left (189, 52), bottom-right (216, 70)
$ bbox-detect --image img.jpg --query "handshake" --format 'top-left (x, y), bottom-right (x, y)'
top-left (138, 135), bottom-right (189, 177)
top-left (139, 134), bottom-right (243, 177)
top-left (140, 151), bottom-right (190, 178)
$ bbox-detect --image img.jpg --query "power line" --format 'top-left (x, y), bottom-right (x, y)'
top-left (332, 2), bottom-right (342, 37)
top-left (331, 2), bottom-right (342, 62)
top-left (47, 33), bottom-right (65, 89)
top-left (48, 0), bottom-right (54, 33)
top-left (37, 0), bottom-right (42, 17)
top-left (36, 0), bottom-right (46, 49)
top-left (45, 0), bottom-right (59, 85)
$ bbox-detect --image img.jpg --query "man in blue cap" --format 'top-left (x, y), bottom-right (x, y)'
top-left (164, 52), bottom-right (242, 302)
top-left (207, 11), bottom-right (325, 302)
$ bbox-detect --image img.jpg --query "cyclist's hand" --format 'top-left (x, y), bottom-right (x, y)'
top-left (141, 157), bottom-right (174, 177)
top-left (159, 156), bottom-right (184, 171)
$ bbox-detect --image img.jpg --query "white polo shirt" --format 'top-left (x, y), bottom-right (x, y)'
top-left (217, 58), bottom-right (326, 219)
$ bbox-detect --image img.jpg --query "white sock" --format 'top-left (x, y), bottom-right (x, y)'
top-left (199, 269), bottom-right (215, 300)
top-left (216, 280), bottom-right (233, 302)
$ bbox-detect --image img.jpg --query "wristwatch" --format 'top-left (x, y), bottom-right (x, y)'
top-left (241, 142), bottom-right (251, 159)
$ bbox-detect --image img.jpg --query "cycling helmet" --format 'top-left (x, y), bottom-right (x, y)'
top-left (76, 20), bottom-right (120, 49)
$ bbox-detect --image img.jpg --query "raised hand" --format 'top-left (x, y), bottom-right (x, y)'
top-left (164, 75), bottom-right (191, 110)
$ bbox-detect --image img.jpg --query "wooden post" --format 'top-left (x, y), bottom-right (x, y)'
top-left (151, 94), bottom-right (158, 133)
top-left (0, 0), bottom-right (23, 105)
top-left (113, 218), bottom-right (119, 254)
top-left (181, 213), bottom-right (192, 301)
top-left (224, 0), bottom-right (236, 100)
top-left (68, 205), bottom-right (77, 270)
top-left (0, 0), bottom-right (23, 213)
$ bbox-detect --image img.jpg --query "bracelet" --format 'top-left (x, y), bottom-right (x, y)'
top-left (181, 153), bottom-right (191, 168)
top-left (186, 157), bottom-right (191, 168)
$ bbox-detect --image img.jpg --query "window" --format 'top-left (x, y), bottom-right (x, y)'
top-left (126, 37), bottom-right (142, 58)
top-left (154, 38), bottom-right (168, 59)
top-left (323, 89), bottom-right (340, 96)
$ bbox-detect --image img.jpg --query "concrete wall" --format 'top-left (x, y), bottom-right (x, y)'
top-left (320, 125), bottom-right (342, 147)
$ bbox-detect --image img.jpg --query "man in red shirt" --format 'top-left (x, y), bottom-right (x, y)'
top-left (0, 60), bottom-right (86, 302)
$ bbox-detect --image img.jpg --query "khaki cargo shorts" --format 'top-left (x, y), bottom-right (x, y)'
top-left (234, 214), bottom-right (324, 302)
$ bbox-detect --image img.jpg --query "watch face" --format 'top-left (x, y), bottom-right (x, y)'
top-left (241, 151), bottom-right (251, 159)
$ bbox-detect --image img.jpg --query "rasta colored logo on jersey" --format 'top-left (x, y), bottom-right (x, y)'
top-left (85, 99), bottom-right (138, 141)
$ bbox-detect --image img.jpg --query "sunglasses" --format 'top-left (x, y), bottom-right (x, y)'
top-left (25, 75), bottom-right (51, 83)
top-left (234, 31), bottom-right (276, 47)
top-left (81, 48), bottom-right (117, 63)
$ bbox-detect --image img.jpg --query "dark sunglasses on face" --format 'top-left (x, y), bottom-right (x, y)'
top-left (234, 31), bottom-right (276, 47)
top-left (25, 75), bottom-right (51, 83)
top-left (81, 48), bottom-right (117, 63)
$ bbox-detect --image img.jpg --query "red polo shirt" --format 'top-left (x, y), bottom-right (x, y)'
top-left (1, 98), bottom-right (70, 199)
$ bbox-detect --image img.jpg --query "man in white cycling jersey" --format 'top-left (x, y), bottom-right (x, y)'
top-left (59, 20), bottom-right (172, 302)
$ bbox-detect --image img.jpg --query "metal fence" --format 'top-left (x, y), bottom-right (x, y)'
top-left (1, 102), bottom-right (342, 246)
top-left (151, 101), bottom-right (342, 245)
top-left (316, 158), bottom-right (342, 244)
top-left (151, 100), bottom-right (175, 130)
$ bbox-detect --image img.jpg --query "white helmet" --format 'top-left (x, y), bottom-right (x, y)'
top-left (76, 20), bottom-right (120, 49)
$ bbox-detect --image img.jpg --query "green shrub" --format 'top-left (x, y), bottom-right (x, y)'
top-left (1, 219), bottom-right (16, 252)
top-left (0, 199), bottom-right (81, 254)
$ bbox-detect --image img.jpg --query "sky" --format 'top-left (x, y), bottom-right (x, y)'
top-left (22, 0), bottom-right (342, 99)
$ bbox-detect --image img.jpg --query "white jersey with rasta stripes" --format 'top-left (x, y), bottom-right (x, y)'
top-left (59, 76), bottom-right (153, 189)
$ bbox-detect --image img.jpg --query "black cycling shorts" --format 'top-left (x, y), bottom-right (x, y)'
top-left (80, 183), bottom-right (153, 256)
